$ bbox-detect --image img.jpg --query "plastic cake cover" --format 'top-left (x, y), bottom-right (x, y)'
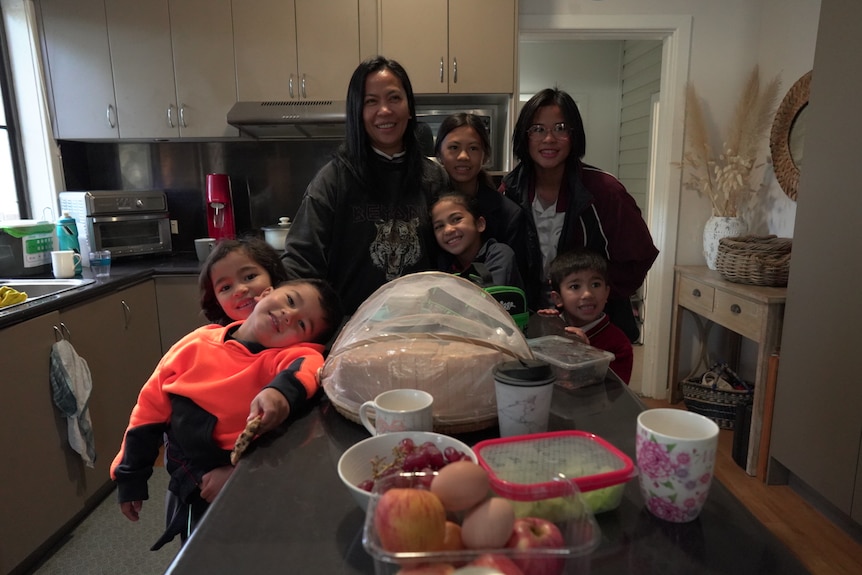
top-left (322, 272), bottom-right (534, 427)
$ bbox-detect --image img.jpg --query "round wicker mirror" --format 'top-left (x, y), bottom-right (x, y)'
top-left (770, 71), bottom-right (811, 201)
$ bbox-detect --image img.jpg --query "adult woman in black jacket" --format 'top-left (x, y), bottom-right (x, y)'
top-left (499, 88), bottom-right (658, 342)
top-left (282, 56), bottom-right (449, 315)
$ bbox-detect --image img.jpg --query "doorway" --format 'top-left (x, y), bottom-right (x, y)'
top-left (518, 14), bottom-right (693, 399)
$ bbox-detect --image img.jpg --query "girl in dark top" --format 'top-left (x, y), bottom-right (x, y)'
top-left (431, 190), bottom-right (523, 290)
top-left (435, 113), bottom-right (528, 285)
top-left (499, 88), bottom-right (658, 341)
top-left (282, 56), bottom-right (448, 315)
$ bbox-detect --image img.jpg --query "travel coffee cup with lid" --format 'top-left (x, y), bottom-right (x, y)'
top-left (494, 359), bottom-right (556, 437)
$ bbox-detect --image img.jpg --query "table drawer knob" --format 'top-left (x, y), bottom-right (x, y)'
top-left (730, 304), bottom-right (742, 314)
top-left (692, 288), bottom-right (701, 297)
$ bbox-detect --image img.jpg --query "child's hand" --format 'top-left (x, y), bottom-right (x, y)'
top-left (248, 387), bottom-right (291, 433)
top-left (200, 466), bottom-right (234, 502)
top-left (536, 307), bottom-right (561, 317)
top-left (563, 326), bottom-right (590, 345)
top-left (120, 500), bottom-right (143, 522)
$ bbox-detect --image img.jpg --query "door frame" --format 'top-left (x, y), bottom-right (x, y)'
top-left (519, 15), bottom-right (692, 399)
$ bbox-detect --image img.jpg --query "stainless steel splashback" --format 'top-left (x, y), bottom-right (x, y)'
top-left (58, 140), bottom-right (342, 252)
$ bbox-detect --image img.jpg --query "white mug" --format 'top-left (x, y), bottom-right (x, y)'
top-left (636, 408), bottom-right (719, 523)
top-left (359, 389), bottom-right (434, 435)
top-left (51, 250), bottom-right (82, 279)
top-left (194, 238), bottom-right (216, 262)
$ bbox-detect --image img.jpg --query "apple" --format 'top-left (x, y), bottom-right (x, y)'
top-left (464, 553), bottom-right (524, 575)
top-left (374, 487), bottom-right (447, 553)
top-left (505, 518), bottom-right (566, 575)
top-left (441, 520), bottom-right (466, 551)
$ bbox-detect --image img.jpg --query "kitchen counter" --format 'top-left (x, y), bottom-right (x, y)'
top-left (164, 378), bottom-right (811, 574)
top-left (0, 253), bottom-right (203, 328)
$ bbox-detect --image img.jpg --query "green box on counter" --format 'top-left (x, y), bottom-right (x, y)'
top-left (0, 221), bottom-right (55, 276)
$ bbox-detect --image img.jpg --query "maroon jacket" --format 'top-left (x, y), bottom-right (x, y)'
top-left (500, 163), bottom-right (659, 310)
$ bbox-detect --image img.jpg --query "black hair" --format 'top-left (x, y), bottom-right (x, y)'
top-left (512, 88), bottom-right (586, 174)
top-left (276, 278), bottom-right (344, 345)
top-left (198, 236), bottom-right (289, 325)
top-left (548, 248), bottom-right (609, 292)
top-left (431, 190), bottom-right (483, 222)
top-left (337, 55), bottom-right (422, 192)
top-left (434, 112), bottom-right (494, 189)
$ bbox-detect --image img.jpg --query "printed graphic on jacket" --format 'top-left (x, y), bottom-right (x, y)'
top-left (370, 218), bottom-right (421, 280)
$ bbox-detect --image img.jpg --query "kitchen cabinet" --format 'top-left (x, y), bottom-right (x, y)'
top-left (61, 282), bottom-right (162, 495)
top-left (38, 0), bottom-right (119, 139)
top-left (104, 0), bottom-right (238, 138)
top-left (233, 0), bottom-right (361, 102)
top-left (154, 275), bottom-right (207, 354)
top-left (378, 0), bottom-right (516, 94)
top-left (0, 282), bottom-right (161, 575)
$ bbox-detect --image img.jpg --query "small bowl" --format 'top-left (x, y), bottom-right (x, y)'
top-left (337, 431), bottom-right (477, 510)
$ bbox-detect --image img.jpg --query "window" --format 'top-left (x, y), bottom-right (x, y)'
top-left (0, 15), bottom-right (26, 221)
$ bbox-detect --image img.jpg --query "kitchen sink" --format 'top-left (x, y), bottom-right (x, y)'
top-left (0, 278), bottom-right (96, 310)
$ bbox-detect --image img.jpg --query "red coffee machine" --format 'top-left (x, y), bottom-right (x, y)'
top-left (206, 173), bottom-right (236, 241)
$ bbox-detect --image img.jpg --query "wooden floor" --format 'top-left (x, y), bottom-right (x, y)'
top-left (640, 397), bottom-right (862, 575)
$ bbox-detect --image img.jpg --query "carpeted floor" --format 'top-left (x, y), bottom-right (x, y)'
top-left (27, 471), bottom-right (179, 575)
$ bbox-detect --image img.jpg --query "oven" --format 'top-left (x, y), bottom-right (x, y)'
top-left (59, 190), bottom-right (172, 266)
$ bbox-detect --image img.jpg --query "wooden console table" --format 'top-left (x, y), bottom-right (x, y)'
top-left (668, 266), bottom-right (787, 476)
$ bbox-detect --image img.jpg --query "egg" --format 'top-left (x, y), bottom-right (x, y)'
top-left (430, 461), bottom-right (490, 512)
top-left (460, 497), bottom-right (516, 549)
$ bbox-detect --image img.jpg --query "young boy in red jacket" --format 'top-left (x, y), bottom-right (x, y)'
top-left (110, 278), bottom-right (342, 549)
top-left (548, 249), bottom-right (634, 384)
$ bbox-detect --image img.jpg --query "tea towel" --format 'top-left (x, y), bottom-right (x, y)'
top-left (50, 339), bottom-right (96, 467)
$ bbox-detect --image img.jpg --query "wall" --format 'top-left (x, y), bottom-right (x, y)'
top-left (520, 0), bottom-right (819, 261)
top-left (518, 40), bottom-right (623, 175)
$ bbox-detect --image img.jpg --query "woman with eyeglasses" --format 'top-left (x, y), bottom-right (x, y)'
top-left (500, 88), bottom-right (658, 343)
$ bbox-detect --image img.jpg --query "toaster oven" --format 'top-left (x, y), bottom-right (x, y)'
top-left (59, 190), bottom-right (172, 266)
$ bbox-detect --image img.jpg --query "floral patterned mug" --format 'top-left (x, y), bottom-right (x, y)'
top-left (636, 408), bottom-right (719, 522)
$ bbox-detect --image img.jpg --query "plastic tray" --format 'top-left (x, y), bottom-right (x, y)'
top-left (527, 336), bottom-right (615, 390)
top-left (362, 471), bottom-right (601, 573)
top-left (473, 431), bottom-right (636, 514)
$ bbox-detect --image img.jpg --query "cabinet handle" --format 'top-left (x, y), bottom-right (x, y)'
top-left (301, 74), bottom-right (307, 99)
top-left (121, 300), bottom-right (131, 330)
top-left (452, 57), bottom-right (458, 84)
top-left (289, 74), bottom-right (295, 99)
top-left (167, 104), bottom-right (175, 128)
top-left (53, 325), bottom-right (63, 342)
top-left (107, 104), bottom-right (116, 128)
top-left (59, 322), bottom-right (71, 341)
top-left (179, 104), bottom-right (187, 128)
top-left (692, 288), bottom-right (701, 297)
top-left (439, 58), bottom-right (444, 83)
top-left (730, 304), bottom-right (742, 314)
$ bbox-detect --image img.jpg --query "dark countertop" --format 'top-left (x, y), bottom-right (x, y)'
top-left (164, 378), bottom-right (811, 575)
top-left (0, 253), bottom-right (203, 328)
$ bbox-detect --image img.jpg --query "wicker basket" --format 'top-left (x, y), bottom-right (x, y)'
top-left (681, 376), bottom-right (752, 430)
top-left (715, 235), bottom-right (792, 287)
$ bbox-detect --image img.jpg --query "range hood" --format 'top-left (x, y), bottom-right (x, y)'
top-left (227, 100), bottom-right (346, 139)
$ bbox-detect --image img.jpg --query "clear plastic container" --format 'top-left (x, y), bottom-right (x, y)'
top-left (363, 470), bottom-right (601, 575)
top-left (527, 336), bottom-right (615, 390)
top-left (473, 431), bottom-right (636, 515)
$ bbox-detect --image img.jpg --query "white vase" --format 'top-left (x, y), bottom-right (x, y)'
top-left (703, 216), bottom-right (747, 270)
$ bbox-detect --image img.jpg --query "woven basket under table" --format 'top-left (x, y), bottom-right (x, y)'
top-left (680, 377), bottom-right (752, 430)
top-left (715, 235), bottom-right (792, 287)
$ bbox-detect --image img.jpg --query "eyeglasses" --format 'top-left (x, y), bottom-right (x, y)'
top-left (526, 122), bottom-right (572, 140)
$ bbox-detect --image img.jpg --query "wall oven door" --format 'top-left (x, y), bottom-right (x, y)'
top-left (86, 213), bottom-right (172, 258)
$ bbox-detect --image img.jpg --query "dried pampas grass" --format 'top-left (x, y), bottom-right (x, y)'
top-left (682, 66), bottom-right (781, 217)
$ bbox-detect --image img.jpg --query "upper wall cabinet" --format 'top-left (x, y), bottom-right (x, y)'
top-left (105, 0), bottom-right (238, 139)
top-left (378, 0), bottom-right (516, 94)
top-left (39, 0), bottom-right (119, 139)
top-left (233, 0), bottom-right (361, 102)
